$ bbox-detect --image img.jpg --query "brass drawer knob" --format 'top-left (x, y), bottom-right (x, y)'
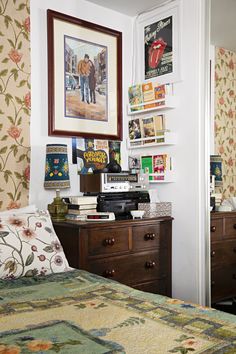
top-left (211, 226), bottom-right (216, 232)
top-left (144, 233), bottom-right (156, 241)
top-left (103, 237), bottom-right (115, 246)
top-left (211, 250), bottom-right (216, 257)
top-left (104, 269), bottom-right (115, 277)
top-left (211, 280), bottom-right (215, 286)
top-left (145, 261), bottom-right (156, 268)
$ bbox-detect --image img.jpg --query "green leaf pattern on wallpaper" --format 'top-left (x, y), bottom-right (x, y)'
top-left (0, 0), bottom-right (31, 211)
top-left (215, 47), bottom-right (236, 199)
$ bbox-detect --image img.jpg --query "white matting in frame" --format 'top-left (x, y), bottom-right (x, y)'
top-left (136, 0), bottom-right (182, 84)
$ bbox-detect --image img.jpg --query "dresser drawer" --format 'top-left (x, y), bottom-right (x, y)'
top-left (133, 278), bottom-right (171, 296)
top-left (211, 265), bottom-right (236, 303)
top-left (210, 218), bottom-right (223, 241)
top-left (211, 241), bottom-right (236, 267)
top-left (87, 227), bottom-right (129, 256)
top-left (225, 217), bottom-right (236, 239)
top-left (133, 224), bottom-right (160, 250)
top-left (88, 250), bottom-right (168, 285)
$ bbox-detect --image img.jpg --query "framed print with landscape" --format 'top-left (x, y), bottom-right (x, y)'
top-left (47, 10), bottom-right (122, 140)
top-left (136, 0), bottom-right (181, 84)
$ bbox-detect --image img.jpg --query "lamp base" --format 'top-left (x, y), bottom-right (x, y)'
top-left (48, 192), bottom-right (68, 221)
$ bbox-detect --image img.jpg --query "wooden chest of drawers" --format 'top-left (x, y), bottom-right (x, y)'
top-left (53, 217), bottom-right (172, 296)
top-left (211, 212), bottom-right (236, 303)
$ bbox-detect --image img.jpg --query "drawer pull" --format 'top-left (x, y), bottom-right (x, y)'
top-left (233, 274), bottom-right (236, 280)
top-left (104, 269), bottom-right (115, 278)
top-left (233, 248), bottom-right (236, 253)
top-left (103, 237), bottom-right (115, 246)
top-left (145, 261), bottom-right (156, 268)
top-left (211, 281), bottom-right (215, 286)
top-left (144, 233), bottom-right (156, 241)
top-left (211, 226), bottom-right (216, 232)
top-left (211, 250), bottom-right (216, 257)
top-left (234, 224), bottom-right (236, 230)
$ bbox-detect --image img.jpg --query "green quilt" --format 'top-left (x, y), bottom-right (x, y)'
top-left (0, 270), bottom-right (236, 353)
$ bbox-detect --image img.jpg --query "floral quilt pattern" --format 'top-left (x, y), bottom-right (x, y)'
top-left (1, 270), bottom-right (236, 353)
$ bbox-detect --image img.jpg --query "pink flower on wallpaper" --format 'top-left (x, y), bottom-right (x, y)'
top-left (24, 165), bottom-right (30, 182)
top-left (219, 97), bottom-right (224, 105)
top-left (24, 92), bottom-right (31, 108)
top-left (22, 228), bottom-right (36, 239)
top-left (228, 109), bottom-right (233, 118)
top-left (229, 59), bottom-right (234, 70)
top-left (229, 90), bottom-right (234, 97)
top-left (7, 126), bottom-right (22, 139)
top-left (8, 49), bottom-right (23, 63)
top-left (228, 157), bottom-right (234, 167)
top-left (214, 122), bottom-right (218, 131)
top-left (219, 145), bottom-right (224, 154)
top-left (215, 72), bottom-right (219, 81)
top-left (230, 185), bottom-right (235, 193)
top-left (23, 17), bottom-right (30, 32)
top-left (219, 48), bottom-right (225, 55)
top-left (229, 138), bottom-right (234, 145)
top-left (7, 201), bottom-right (21, 210)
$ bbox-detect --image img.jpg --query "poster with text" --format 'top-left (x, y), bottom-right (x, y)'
top-left (144, 15), bottom-right (173, 80)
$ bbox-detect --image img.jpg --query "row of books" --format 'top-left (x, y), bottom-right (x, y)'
top-left (129, 115), bottom-right (166, 146)
top-left (128, 154), bottom-right (172, 181)
top-left (128, 82), bottom-right (173, 112)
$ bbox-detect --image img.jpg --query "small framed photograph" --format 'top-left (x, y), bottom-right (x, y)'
top-left (136, 0), bottom-right (181, 84)
top-left (47, 10), bottom-right (122, 140)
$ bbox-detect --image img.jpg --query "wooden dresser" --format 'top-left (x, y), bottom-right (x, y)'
top-left (211, 211), bottom-right (236, 304)
top-left (53, 217), bottom-right (172, 296)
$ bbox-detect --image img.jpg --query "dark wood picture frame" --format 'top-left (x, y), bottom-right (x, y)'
top-left (47, 9), bottom-right (123, 140)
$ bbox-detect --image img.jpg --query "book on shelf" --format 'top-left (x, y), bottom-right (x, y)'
top-left (128, 155), bottom-right (141, 170)
top-left (141, 117), bottom-right (156, 144)
top-left (128, 118), bottom-right (142, 144)
top-left (141, 156), bottom-right (153, 181)
top-left (153, 154), bottom-right (168, 180)
top-left (154, 115), bottom-right (166, 143)
top-left (142, 82), bottom-right (155, 109)
top-left (128, 84), bottom-right (143, 112)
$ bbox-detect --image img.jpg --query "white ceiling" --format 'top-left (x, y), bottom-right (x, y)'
top-left (211, 0), bottom-right (236, 52)
top-left (85, 0), bottom-right (166, 16)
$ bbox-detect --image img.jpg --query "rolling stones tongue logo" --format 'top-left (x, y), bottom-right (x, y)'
top-left (148, 38), bottom-right (167, 69)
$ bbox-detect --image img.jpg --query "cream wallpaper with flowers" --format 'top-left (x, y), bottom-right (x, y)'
top-left (215, 47), bottom-right (236, 199)
top-left (0, 1), bottom-right (31, 211)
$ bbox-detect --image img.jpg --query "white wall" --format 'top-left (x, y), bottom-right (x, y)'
top-left (30, 0), bottom-right (133, 208)
top-left (30, 0), bottom-right (208, 304)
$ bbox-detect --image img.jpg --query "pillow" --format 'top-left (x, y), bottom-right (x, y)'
top-left (0, 204), bottom-right (37, 216)
top-left (0, 211), bottom-right (70, 279)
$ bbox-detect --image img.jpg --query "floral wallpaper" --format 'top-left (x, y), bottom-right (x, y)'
top-left (0, 1), bottom-right (31, 211)
top-left (215, 47), bottom-right (236, 199)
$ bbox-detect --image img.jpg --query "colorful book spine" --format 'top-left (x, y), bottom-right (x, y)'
top-left (141, 156), bottom-right (153, 181)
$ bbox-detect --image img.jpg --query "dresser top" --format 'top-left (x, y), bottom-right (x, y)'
top-left (53, 216), bottom-right (173, 229)
top-left (211, 211), bottom-right (236, 219)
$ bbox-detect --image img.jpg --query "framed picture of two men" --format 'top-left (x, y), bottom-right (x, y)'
top-left (47, 10), bottom-right (122, 140)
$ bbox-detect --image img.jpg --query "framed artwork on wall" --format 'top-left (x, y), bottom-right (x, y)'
top-left (136, 0), bottom-right (181, 84)
top-left (47, 10), bottom-right (122, 140)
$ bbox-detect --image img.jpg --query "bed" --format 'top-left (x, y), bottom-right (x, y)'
top-left (1, 210), bottom-right (236, 353)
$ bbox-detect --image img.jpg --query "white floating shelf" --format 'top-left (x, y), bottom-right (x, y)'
top-left (127, 132), bottom-right (177, 150)
top-left (148, 171), bottom-right (175, 184)
top-left (127, 95), bottom-right (176, 115)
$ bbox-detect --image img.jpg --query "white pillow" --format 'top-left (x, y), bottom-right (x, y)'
top-left (0, 204), bottom-right (37, 216)
top-left (0, 211), bottom-right (70, 279)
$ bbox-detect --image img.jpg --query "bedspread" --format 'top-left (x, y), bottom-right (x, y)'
top-left (0, 270), bottom-right (236, 353)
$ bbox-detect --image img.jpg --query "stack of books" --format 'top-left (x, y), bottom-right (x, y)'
top-left (65, 196), bottom-right (97, 221)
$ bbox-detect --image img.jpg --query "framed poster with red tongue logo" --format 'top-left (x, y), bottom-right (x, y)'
top-left (136, 0), bottom-right (181, 84)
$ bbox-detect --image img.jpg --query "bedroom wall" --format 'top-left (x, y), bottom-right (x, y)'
top-left (29, 0), bottom-right (133, 208)
top-left (30, 0), bottom-right (209, 304)
top-left (214, 46), bottom-right (236, 199)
